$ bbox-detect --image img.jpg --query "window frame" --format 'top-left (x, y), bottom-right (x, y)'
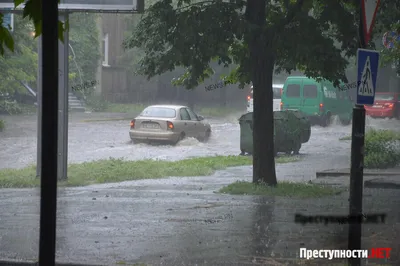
top-left (185, 108), bottom-right (199, 120)
top-left (179, 108), bottom-right (191, 120)
top-left (102, 33), bottom-right (109, 67)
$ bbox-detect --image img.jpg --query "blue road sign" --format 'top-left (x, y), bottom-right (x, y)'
top-left (1, 12), bottom-right (13, 31)
top-left (356, 49), bottom-right (379, 105)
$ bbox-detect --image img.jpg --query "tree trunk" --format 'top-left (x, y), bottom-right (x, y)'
top-left (246, 0), bottom-right (277, 185)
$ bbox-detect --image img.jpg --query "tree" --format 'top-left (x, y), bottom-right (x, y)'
top-left (0, 0), bottom-right (66, 55)
top-left (68, 13), bottom-right (101, 95)
top-left (0, 14), bottom-right (37, 96)
top-left (124, 0), bottom-right (358, 185)
top-left (375, 1), bottom-right (400, 75)
top-left (0, 10), bottom-right (100, 98)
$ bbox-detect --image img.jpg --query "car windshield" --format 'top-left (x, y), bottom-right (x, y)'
top-left (375, 94), bottom-right (394, 101)
top-left (140, 107), bottom-right (176, 118)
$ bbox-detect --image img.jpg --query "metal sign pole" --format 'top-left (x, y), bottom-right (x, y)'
top-left (57, 13), bottom-right (69, 180)
top-left (348, 2), bottom-right (380, 265)
top-left (36, 36), bottom-right (42, 177)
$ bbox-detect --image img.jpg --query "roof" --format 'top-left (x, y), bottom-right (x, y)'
top-left (250, 84), bottom-right (284, 89)
top-left (146, 104), bottom-right (188, 110)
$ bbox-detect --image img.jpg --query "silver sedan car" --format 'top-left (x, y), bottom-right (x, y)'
top-left (129, 105), bottom-right (212, 144)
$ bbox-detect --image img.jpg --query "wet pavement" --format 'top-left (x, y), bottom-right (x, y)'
top-left (0, 171), bottom-right (399, 265)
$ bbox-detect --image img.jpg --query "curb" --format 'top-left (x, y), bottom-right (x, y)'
top-left (316, 171), bottom-right (400, 178)
top-left (364, 178), bottom-right (400, 189)
top-left (0, 262), bottom-right (102, 266)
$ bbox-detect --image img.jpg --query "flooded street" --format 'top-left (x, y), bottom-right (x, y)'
top-left (1, 113), bottom-right (399, 172)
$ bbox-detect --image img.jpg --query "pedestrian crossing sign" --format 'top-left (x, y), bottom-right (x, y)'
top-left (356, 48), bottom-right (379, 105)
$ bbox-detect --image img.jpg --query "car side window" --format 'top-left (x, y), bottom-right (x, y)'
top-left (180, 108), bottom-right (191, 120)
top-left (185, 108), bottom-right (198, 120)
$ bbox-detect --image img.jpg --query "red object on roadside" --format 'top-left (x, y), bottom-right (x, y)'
top-left (364, 92), bottom-right (400, 119)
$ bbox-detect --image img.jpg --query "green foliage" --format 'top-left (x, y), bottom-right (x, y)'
top-left (0, 0), bottom-right (67, 55)
top-left (124, 0), bottom-right (359, 89)
top-left (379, 22), bottom-right (400, 75)
top-left (364, 129), bottom-right (400, 169)
top-left (68, 13), bottom-right (101, 91)
top-left (0, 100), bottom-right (23, 114)
top-left (0, 119), bottom-right (4, 131)
top-left (375, 2), bottom-right (400, 75)
top-left (0, 12), bottom-right (100, 101)
top-left (0, 15), bottom-right (37, 96)
top-left (85, 95), bottom-right (109, 112)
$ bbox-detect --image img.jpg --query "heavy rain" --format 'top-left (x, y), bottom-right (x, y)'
top-left (0, 1), bottom-right (399, 265)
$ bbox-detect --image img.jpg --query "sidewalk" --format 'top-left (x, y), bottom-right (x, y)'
top-left (314, 167), bottom-right (400, 189)
top-left (0, 166), bottom-right (399, 265)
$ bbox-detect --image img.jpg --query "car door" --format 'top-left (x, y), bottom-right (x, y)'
top-left (179, 108), bottom-right (194, 137)
top-left (301, 81), bottom-right (320, 116)
top-left (282, 80), bottom-right (302, 110)
top-left (185, 107), bottom-right (202, 138)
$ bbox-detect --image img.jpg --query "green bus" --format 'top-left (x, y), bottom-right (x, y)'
top-left (280, 76), bottom-right (353, 126)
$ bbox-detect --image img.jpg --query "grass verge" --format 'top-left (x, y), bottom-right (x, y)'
top-left (0, 119), bottom-right (4, 132)
top-left (103, 103), bottom-right (244, 117)
top-left (339, 135), bottom-right (351, 141)
top-left (0, 155), bottom-right (299, 188)
top-left (219, 181), bottom-right (343, 198)
top-left (196, 106), bottom-right (244, 117)
top-left (105, 103), bottom-right (146, 114)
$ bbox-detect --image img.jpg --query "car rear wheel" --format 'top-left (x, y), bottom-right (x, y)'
top-left (320, 112), bottom-right (332, 127)
top-left (174, 132), bottom-right (185, 145)
top-left (203, 129), bottom-right (211, 141)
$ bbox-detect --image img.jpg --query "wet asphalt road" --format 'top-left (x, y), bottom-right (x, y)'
top-left (1, 113), bottom-right (400, 265)
top-left (0, 175), bottom-right (399, 265)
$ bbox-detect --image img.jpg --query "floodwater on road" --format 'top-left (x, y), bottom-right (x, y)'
top-left (0, 113), bottom-right (399, 171)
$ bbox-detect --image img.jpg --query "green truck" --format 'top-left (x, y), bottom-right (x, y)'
top-left (280, 76), bottom-right (353, 126)
top-left (239, 110), bottom-right (311, 156)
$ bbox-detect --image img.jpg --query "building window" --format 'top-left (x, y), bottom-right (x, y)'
top-left (102, 33), bottom-right (109, 66)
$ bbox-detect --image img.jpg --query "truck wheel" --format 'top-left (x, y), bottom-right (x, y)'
top-left (339, 117), bottom-right (351, 125)
top-left (396, 108), bottom-right (400, 120)
top-left (320, 112), bottom-right (331, 127)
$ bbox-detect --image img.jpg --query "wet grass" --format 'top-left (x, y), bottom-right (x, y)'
top-left (219, 181), bottom-right (343, 198)
top-left (339, 135), bottom-right (352, 141)
top-left (105, 103), bottom-right (147, 114)
top-left (0, 119), bottom-right (4, 131)
top-left (0, 155), bottom-right (299, 188)
top-left (195, 106), bottom-right (243, 117)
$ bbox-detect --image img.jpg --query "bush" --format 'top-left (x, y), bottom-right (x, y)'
top-left (85, 95), bottom-right (109, 112)
top-left (0, 100), bottom-right (23, 115)
top-left (364, 129), bottom-right (400, 169)
top-left (0, 119), bottom-right (4, 132)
